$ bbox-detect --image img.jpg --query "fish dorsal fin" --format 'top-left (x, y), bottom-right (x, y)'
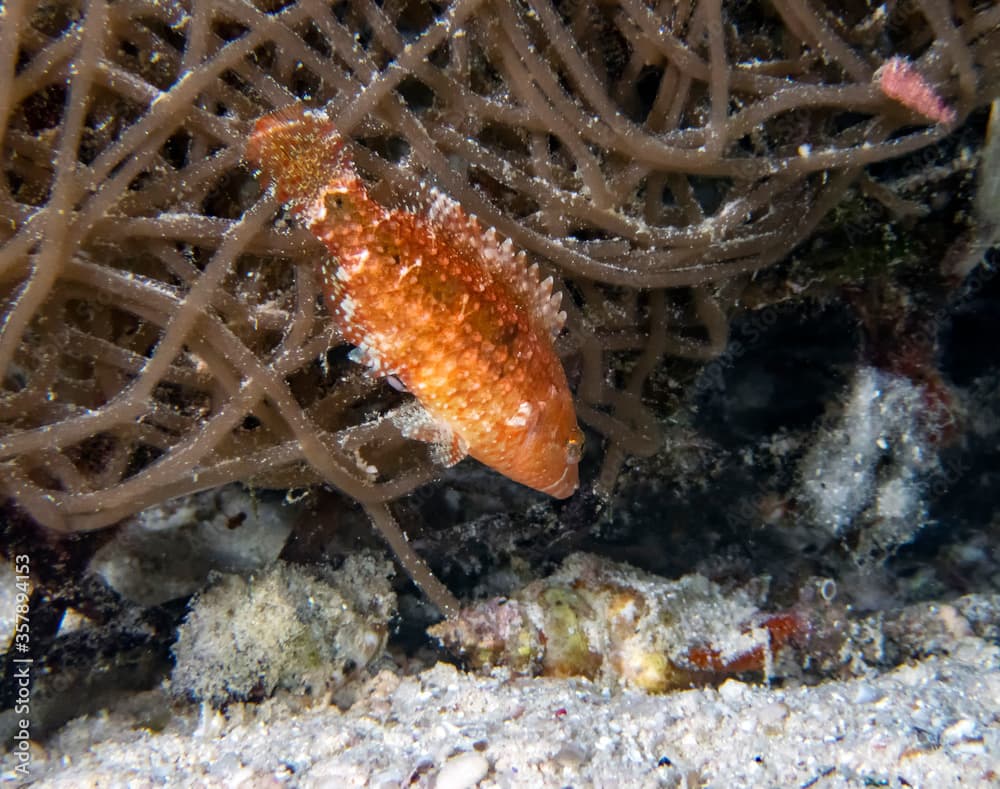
top-left (418, 185), bottom-right (567, 338)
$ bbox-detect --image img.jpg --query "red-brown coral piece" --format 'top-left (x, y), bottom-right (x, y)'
top-left (684, 612), bottom-right (806, 675)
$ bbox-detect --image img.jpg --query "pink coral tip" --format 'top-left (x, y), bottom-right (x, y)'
top-left (877, 56), bottom-right (957, 125)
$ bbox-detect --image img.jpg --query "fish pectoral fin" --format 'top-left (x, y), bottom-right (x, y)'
top-left (390, 401), bottom-right (469, 467)
top-left (431, 431), bottom-right (470, 468)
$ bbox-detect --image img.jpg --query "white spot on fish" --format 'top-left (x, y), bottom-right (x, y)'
top-left (504, 401), bottom-right (534, 428)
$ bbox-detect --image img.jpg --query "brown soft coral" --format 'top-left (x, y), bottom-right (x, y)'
top-left (1, 1), bottom-right (997, 615)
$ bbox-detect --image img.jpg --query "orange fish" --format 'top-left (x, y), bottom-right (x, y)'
top-left (246, 106), bottom-right (583, 498)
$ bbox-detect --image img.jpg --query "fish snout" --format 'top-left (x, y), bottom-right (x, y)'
top-left (542, 461), bottom-right (580, 499)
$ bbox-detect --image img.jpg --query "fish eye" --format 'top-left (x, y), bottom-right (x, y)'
top-left (565, 427), bottom-right (585, 463)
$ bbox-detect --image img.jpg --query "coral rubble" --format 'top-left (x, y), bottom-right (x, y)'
top-left (431, 552), bottom-right (800, 692)
top-left (171, 554), bottom-right (395, 705)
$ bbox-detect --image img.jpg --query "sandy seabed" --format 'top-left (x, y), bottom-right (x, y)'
top-left (10, 635), bottom-right (999, 789)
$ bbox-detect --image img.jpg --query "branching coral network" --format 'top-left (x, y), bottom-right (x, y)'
top-left (0, 0), bottom-right (997, 613)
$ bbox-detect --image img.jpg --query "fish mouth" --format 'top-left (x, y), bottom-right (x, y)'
top-left (539, 463), bottom-right (579, 499)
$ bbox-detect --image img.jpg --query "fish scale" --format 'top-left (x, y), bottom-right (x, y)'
top-left (246, 106), bottom-right (583, 497)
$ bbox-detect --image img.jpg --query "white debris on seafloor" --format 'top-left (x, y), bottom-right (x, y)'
top-left (88, 485), bottom-right (297, 606)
